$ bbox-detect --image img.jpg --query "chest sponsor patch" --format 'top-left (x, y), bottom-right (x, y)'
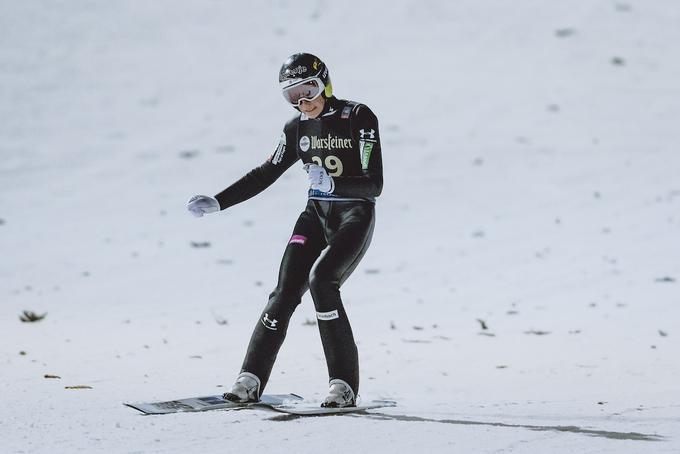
top-left (341, 106), bottom-right (352, 119)
top-left (359, 128), bottom-right (376, 140)
top-left (299, 135), bottom-right (311, 152)
top-left (308, 134), bottom-right (353, 151)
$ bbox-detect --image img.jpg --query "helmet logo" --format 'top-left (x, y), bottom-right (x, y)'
top-left (299, 136), bottom-right (311, 152)
top-left (312, 60), bottom-right (319, 70)
top-left (285, 65), bottom-right (307, 77)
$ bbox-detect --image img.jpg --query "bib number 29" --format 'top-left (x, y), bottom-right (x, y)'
top-left (311, 155), bottom-right (344, 176)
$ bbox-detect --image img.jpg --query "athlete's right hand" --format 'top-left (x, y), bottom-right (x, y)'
top-left (187, 195), bottom-right (220, 217)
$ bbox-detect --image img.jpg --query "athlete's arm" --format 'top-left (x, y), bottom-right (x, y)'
top-left (214, 124), bottom-right (299, 210)
top-left (331, 105), bottom-right (383, 198)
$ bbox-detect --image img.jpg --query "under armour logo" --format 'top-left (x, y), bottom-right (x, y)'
top-left (359, 129), bottom-right (375, 140)
top-left (261, 313), bottom-right (279, 331)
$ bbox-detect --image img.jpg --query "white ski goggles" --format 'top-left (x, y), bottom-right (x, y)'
top-left (280, 77), bottom-right (325, 106)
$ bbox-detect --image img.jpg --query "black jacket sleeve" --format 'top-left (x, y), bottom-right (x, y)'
top-left (213, 161), bottom-right (286, 210)
top-left (331, 104), bottom-right (383, 199)
top-left (214, 121), bottom-right (299, 210)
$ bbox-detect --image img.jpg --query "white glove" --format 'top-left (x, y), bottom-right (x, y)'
top-left (304, 163), bottom-right (334, 193)
top-left (187, 195), bottom-right (220, 217)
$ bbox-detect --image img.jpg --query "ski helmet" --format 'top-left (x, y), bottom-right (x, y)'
top-left (278, 53), bottom-right (333, 106)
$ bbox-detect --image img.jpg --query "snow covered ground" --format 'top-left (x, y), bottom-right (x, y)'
top-left (1, 1), bottom-right (679, 452)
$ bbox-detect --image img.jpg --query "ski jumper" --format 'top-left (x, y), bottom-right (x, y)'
top-left (214, 97), bottom-right (383, 396)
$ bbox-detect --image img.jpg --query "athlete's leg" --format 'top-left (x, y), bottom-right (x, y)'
top-left (308, 202), bottom-right (375, 396)
top-left (239, 203), bottom-right (326, 394)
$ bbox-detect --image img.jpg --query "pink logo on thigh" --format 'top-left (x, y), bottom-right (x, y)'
top-left (289, 234), bottom-right (307, 245)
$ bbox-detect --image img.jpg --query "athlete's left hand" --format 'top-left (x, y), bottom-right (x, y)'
top-left (304, 163), bottom-right (335, 193)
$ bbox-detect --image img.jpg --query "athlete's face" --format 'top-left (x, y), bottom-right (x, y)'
top-left (298, 96), bottom-right (325, 119)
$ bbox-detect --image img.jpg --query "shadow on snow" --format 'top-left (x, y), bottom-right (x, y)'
top-left (269, 411), bottom-right (665, 442)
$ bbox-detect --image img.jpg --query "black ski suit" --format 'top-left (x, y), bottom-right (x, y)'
top-left (214, 97), bottom-right (383, 396)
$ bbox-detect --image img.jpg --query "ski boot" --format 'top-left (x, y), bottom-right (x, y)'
top-left (321, 379), bottom-right (356, 408)
top-left (223, 372), bottom-right (260, 403)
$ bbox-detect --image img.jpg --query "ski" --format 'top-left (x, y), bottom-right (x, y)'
top-left (124, 393), bottom-right (303, 415)
top-left (257, 399), bottom-right (397, 416)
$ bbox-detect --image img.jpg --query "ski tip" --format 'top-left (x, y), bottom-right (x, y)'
top-left (124, 403), bottom-right (153, 415)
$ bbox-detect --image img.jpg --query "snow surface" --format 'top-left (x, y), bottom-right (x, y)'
top-left (1, 1), bottom-right (679, 453)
